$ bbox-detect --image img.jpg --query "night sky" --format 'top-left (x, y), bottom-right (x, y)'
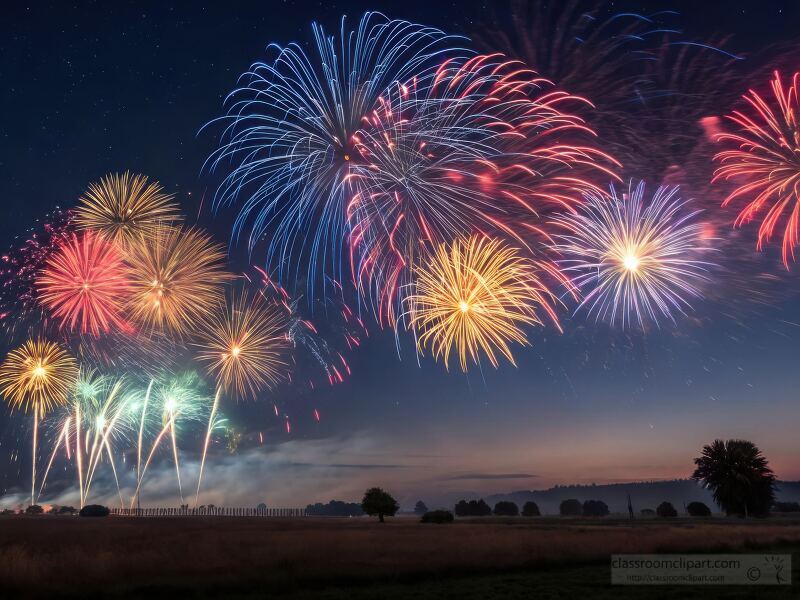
top-left (1, 0), bottom-right (799, 509)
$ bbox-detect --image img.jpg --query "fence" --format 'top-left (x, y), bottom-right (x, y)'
top-left (111, 507), bottom-right (307, 517)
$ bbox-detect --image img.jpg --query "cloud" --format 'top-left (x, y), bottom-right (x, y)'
top-left (444, 473), bottom-right (539, 481)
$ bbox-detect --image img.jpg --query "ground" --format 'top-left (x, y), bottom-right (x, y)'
top-left (0, 515), bottom-right (798, 598)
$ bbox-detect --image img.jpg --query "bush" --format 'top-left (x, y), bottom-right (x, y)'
top-left (25, 505), bottom-right (44, 515)
top-left (454, 499), bottom-right (492, 517)
top-left (687, 501), bottom-right (712, 517)
top-left (773, 501), bottom-right (800, 513)
top-left (493, 501), bottom-right (519, 516)
top-left (420, 510), bottom-right (454, 523)
top-left (79, 504), bottom-right (110, 517)
top-left (57, 506), bottom-right (77, 515)
top-left (640, 508), bottom-right (655, 516)
top-left (521, 501), bottom-right (541, 517)
top-left (582, 500), bottom-right (610, 517)
top-left (656, 502), bottom-right (678, 518)
top-left (560, 499), bottom-right (582, 516)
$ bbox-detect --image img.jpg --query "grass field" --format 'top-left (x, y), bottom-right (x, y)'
top-left (1, 515), bottom-right (798, 598)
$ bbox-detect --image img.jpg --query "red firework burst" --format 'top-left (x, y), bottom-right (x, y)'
top-left (714, 71), bottom-right (800, 267)
top-left (37, 231), bottom-right (132, 336)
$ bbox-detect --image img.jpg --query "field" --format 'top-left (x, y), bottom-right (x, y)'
top-left (1, 515), bottom-right (799, 598)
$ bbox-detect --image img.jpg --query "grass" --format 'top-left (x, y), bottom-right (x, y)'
top-left (1, 515), bottom-right (798, 598)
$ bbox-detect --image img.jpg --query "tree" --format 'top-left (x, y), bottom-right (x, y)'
top-left (414, 500), bottom-right (429, 515)
top-left (454, 499), bottom-right (492, 517)
top-left (582, 500), bottom-right (610, 517)
top-left (306, 500), bottom-right (364, 517)
top-left (25, 504), bottom-right (43, 515)
top-left (640, 508), bottom-right (655, 516)
top-left (560, 499), bottom-right (582, 516)
top-left (474, 499), bottom-right (492, 516)
top-left (521, 501), bottom-right (541, 517)
top-left (454, 500), bottom-right (470, 517)
top-left (361, 487), bottom-right (399, 523)
top-left (687, 501), bottom-right (712, 517)
top-left (656, 501), bottom-right (677, 518)
top-left (692, 439), bottom-right (776, 517)
top-left (493, 501), bottom-right (519, 516)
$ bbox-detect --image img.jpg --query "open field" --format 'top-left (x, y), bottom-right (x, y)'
top-left (1, 515), bottom-right (799, 598)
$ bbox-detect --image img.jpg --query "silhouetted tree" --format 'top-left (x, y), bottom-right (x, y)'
top-left (687, 501), bottom-right (712, 517)
top-left (582, 500), bottom-right (610, 517)
top-left (656, 501), bottom-right (677, 518)
top-left (692, 439), bottom-right (776, 517)
top-left (474, 499), bottom-right (492, 516)
top-left (414, 500), bottom-right (429, 515)
top-left (493, 501), bottom-right (519, 516)
top-left (454, 500), bottom-right (470, 517)
top-left (25, 504), bottom-right (43, 515)
top-left (560, 498), bottom-right (582, 516)
top-left (454, 499), bottom-right (492, 516)
top-left (773, 501), bottom-right (800, 513)
top-left (521, 501), bottom-right (541, 517)
top-left (56, 506), bottom-right (76, 515)
top-left (361, 487), bottom-right (399, 523)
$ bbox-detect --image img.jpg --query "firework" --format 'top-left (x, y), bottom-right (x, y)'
top-left (713, 71), bottom-right (800, 267)
top-left (0, 338), bottom-right (78, 504)
top-left (552, 182), bottom-right (712, 328)
top-left (349, 54), bottom-right (618, 323)
top-left (37, 231), bottom-right (131, 336)
top-left (75, 172), bottom-right (182, 247)
top-left (125, 225), bottom-right (230, 335)
top-left (404, 235), bottom-right (558, 372)
top-left (0, 207), bottom-right (75, 340)
top-left (205, 12), bottom-right (464, 299)
top-left (195, 288), bottom-right (289, 399)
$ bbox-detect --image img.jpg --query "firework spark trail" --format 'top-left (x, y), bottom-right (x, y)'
top-left (551, 181), bottom-right (714, 328)
top-left (130, 419), bottom-right (174, 509)
top-left (195, 387), bottom-right (221, 507)
top-left (37, 416), bottom-right (70, 502)
top-left (204, 12), bottom-right (467, 301)
top-left (714, 71), bottom-right (800, 267)
top-left (135, 380), bottom-right (153, 510)
top-left (349, 53), bottom-right (619, 324)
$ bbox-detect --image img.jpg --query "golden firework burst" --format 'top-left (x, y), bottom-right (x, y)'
top-left (405, 236), bottom-right (558, 372)
top-left (0, 338), bottom-right (78, 415)
top-left (125, 225), bottom-right (230, 335)
top-left (195, 288), bottom-right (289, 399)
top-left (75, 172), bottom-right (183, 247)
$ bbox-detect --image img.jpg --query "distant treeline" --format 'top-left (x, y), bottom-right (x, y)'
top-left (305, 500), bottom-right (364, 516)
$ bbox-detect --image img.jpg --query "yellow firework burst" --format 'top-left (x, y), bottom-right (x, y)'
top-left (405, 236), bottom-right (559, 372)
top-left (75, 172), bottom-right (183, 247)
top-left (0, 338), bottom-right (78, 415)
top-left (195, 289), bottom-right (289, 399)
top-left (125, 225), bottom-right (230, 335)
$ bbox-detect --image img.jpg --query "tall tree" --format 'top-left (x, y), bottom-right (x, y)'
top-left (692, 439), bottom-right (776, 517)
top-left (361, 487), bottom-right (399, 523)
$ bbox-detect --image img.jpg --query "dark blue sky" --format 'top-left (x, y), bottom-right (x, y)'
top-left (1, 1), bottom-right (799, 507)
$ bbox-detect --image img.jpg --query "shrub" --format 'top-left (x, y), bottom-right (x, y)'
top-left (25, 505), bottom-right (44, 515)
top-left (420, 510), bottom-right (454, 523)
top-left (773, 501), bottom-right (800, 513)
top-left (493, 501), bottom-right (519, 516)
top-left (582, 500), bottom-right (610, 517)
top-left (79, 504), bottom-right (110, 517)
top-left (656, 501), bottom-right (678, 518)
top-left (640, 508), bottom-right (655, 516)
top-left (560, 499), bottom-right (582, 516)
top-left (687, 501), bottom-right (712, 517)
top-left (521, 501), bottom-right (541, 517)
